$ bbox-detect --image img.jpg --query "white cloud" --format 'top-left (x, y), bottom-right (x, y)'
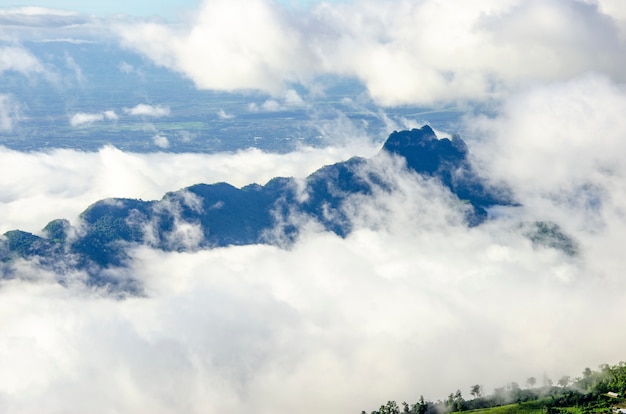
top-left (118, 61), bottom-right (134, 73)
top-left (123, 104), bottom-right (171, 117)
top-left (284, 89), bottom-right (305, 106)
top-left (64, 53), bottom-right (84, 85)
top-left (468, 74), bottom-right (626, 226)
top-left (69, 112), bottom-right (105, 126)
top-left (459, 76), bottom-right (626, 305)
top-left (216, 109), bottom-right (234, 119)
top-left (0, 7), bottom-right (81, 27)
top-left (2, 180), bottom-right (626, 412)
top-left (0, 7), bottom-right (101, 44)
top-left (36, 38), bottom-right (96, 45)
top-left (4, 1), bottom-right (626, 412)
top-left (118, 61), bottom-right (144, 78)
top-left (0, 46), bottom-right (44, 75)
top-left (261, 99), bottom-right (281, 112)
top-left (248, 89), bottom-right (308, 112)
top-left (152, 134), bottom-right (170, 149)
top-left (0, 139), bottom-right (377, 234)
top-left (3, 93), bottom-right (626, 411)
top-left (117, 0), bottom-right (309, 94)
top-left (596, 0), bottom-right (626, 39)
top-left (1, 6), bottom-right (78, 17)
top-left (0, 95), bottom-right (21, 131)
top-left (116, 0), bottom-right (626, 106)
top-left (69, 110), bottom-right (118, 126)
top-left (103, 110), bottom-right (118, 120)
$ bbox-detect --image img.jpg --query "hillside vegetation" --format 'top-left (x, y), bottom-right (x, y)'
top-left (363, 361), bottom-right (626, 414)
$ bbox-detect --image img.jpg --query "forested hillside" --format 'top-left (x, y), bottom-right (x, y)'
top-left (364, 361), bottom-right (626, 414)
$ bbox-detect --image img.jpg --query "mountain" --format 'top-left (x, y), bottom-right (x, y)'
top-left (1, 126), bottom-right (514, 285)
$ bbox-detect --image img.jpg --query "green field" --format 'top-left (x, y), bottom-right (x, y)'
top-left (466, 401), bottom-right (570, 414)
top-left (465, 399), bottom-right (615, 414)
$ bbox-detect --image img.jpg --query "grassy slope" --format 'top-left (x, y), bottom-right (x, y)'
top-left (465, 399), bottom-right (612, 414)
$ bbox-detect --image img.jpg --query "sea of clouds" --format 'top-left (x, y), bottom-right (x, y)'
top-left (1, 1), bottom-right (626, 413)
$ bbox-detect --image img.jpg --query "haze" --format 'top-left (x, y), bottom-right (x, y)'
top-left (1, 1), bottom-right (626, 413)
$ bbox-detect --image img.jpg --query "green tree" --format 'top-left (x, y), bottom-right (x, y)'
top-left (446, 393), bottom-right (455, 411)
top-left (413, 395), bottom-right (428, 414)
top-left (379, 401), bottom-right (400, 414)
top-left (454, 390), bottom-right (464, 411)
top-left (527, 377), bottom-right (537, 388)
top-left (493, 387), bottom-right (506, 405)
top-left (470, 384), bottom-right (482, 399)
top-left (509, 382), bottom-right (521, 402)
top-left (579, 367), bottom-right (593, 392)
top-left (543, 373), bottom-right (553, 388)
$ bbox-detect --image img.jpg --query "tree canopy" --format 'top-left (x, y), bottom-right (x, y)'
top-left (364, 361), bottom-right (626, 414)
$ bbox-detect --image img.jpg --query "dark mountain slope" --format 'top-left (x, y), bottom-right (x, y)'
top-left (0, 126), bottom-right (514, 283)
top-left (382, 126), bottom-right (510, 221)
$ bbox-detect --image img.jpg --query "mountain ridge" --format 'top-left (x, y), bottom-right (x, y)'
top-left (1, 126), bottom-right (516, 285)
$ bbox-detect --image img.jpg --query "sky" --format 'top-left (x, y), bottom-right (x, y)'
top-left (2, 0), bottom-right (318, 18)
top-left (4, 0), bottom-right (198, 18)
top-left (2, 1), bottom-right (626, 413)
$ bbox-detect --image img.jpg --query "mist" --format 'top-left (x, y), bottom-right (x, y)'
top-left (117, 0), bottom-right (626, 105)
top-left (0, 139), bottom-right (379, 234)
top-left (2, 0), bottom-right (626, 413)
top-left (3, 86), bottom-right (626, 411)
top-left (2, 163), bottom-right (626, 413)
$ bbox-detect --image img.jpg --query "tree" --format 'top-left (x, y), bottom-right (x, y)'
top-left (509, 382), bottom-right (521, 402)
top-left (527, 377), bottom-right (537, 388)
top-left (579, 367), bottom-right (594, 392)
top-left (378, 401), bottom-right (400, 414)
top-left (413, 395), bottom-right (428, 414)
top-left (493, 387), bottom-right (506, 405)
top-left (446, 393), bottom-right (455, 410)
top-left (543, 373), bottom-right (553, 388)
top-left (470, 385), bottom-right (483, 399)
top-left (454, 390), bottom-right (464, 411)
top-left (557, 376), bottom-right (570, 387)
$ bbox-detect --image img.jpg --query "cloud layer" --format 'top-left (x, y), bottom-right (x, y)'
top-left (2, 1), bottom-right (626, 413)
top-left (118, 0), bottom-right (626, 105)
top-left (69, 111), bottom-right (119, 126)
top-left (123, 104), bottom-right (171, 117)
top-left (0, 45), bottom-right (44, 75)
top-left (0, 140), bottom-right (379, 234)
top-left (469, 74), bottom-right (626, 230)
top-left (2, 138), bottom-right (626, 413)
top-left (3, 74), bottom-right (626, 412)
top-left (0, 95), bottom-right (20, 131)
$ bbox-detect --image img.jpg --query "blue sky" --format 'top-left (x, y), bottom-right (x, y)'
top-left (4, 0), bottom-right (202, 17)
top-left (3, 0), bottom-right (320, 18)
